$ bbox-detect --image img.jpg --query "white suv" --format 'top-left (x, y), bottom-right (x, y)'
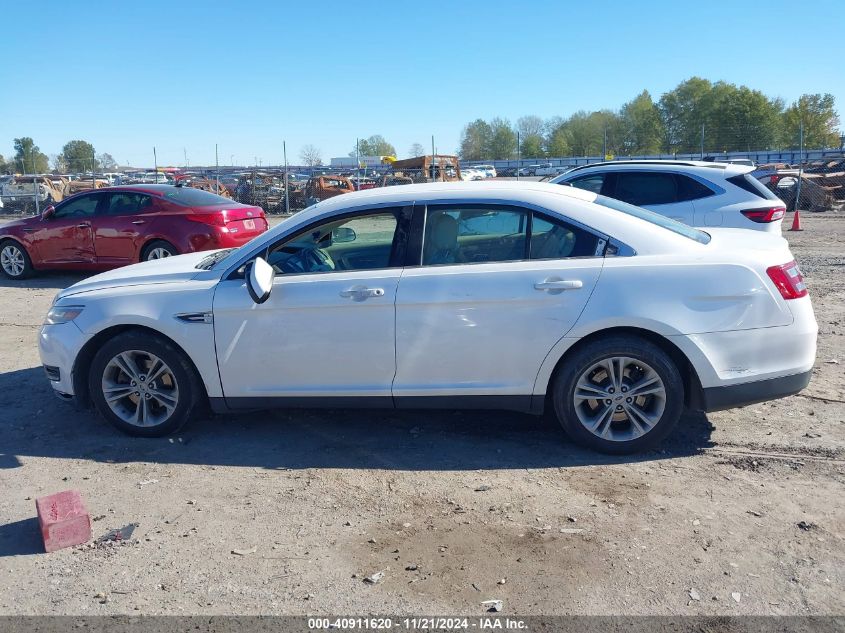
top-left (550, 160), bottom-right (786, 232)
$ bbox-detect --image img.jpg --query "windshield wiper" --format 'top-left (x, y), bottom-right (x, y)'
top-left (195, 249), bottom-right (235, 270)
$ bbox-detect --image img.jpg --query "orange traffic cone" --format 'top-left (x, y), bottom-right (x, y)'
top-left (790, 209), bottom-right (803, 231)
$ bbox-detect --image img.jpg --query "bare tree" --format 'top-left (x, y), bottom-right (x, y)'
top-left (299, 144), bottom-right (323, 167)
top-left (408, 143), bottom-right (425, 157)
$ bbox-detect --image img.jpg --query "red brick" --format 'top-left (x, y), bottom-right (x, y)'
top-left (35, 490), bottom-right (91, 553)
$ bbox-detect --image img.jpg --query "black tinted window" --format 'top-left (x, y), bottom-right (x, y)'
top-left (568, 174), bottom-right (605, 194)
top-left (614, 172), bottom-right (678, 206)
top-left (676, 175), bottom-right (715, 201)
top-left (726, 174), bottom-right (780, 200)
top-left (160, 187), bottom-right (231, 206)
top-left (54, 194), bottom-right (101, 218)
top-left (103, 192), bottom-right (152, 215)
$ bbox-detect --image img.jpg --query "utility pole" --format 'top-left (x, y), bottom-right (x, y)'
top-left (602, 127), bottom-right (608, 160)
top-left (794, 121), bottom-right (804, 212)
top-left (356, 138), bottom-right (360, 186)
top-left (700, 124), bottom-right (705, 159)
top-left (153, 147), bottom-right (158, 182)
top-left (91, 148), bottom-right (96, 190)
top-left (215, 144), bottom-right (219, 192)
top-left (516, 131), bottom-right (520, 181)
top-left (184, 148), bottom-right (188, 169)
top-left (431, 135), bottom-right (436, 181)
top-left (283, 140), bottom-right (290, 216)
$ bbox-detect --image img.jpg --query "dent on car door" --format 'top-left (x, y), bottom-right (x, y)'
top-left (211, 206), bottom-right (411, 403)
top-left (30, 193), bottom-right (101, 264)
top-left (393, 205), bottom-right (605, 403)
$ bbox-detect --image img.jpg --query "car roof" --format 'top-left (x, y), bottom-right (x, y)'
top-left (558, 159), bottom-right (753, 178)
top-left (250, 180), bottom-right (700, 259)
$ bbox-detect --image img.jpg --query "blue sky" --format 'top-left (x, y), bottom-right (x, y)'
top-left (1, 0), bottom-right (842, 168)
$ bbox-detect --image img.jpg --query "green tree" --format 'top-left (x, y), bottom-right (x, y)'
top-left (459, 119), bottom-right (492, 160)
top-left (545, 121), bottom-right (570, 157)
top-left (351, 135), bottom-right (396, 158)
top-left (61, 140), bottom-right (98, 172)
top-left (783, 94), bottom-right (840, 149)
top-left (658, 77), bottom-right (713, 153)
top-left (487, 118), bottom-right (517, 160)
top-left (561, 111), bottom-right (602, 156)
top-left (13, 137), bottom-right (49, 173)
top-left (0, 154), bottom-right (10, 174)
top-left (517, 115), bottom-right (545, 158)
top-left (619, 90), bottom-right (664, 155)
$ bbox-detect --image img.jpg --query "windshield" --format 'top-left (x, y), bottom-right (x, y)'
top-left (594, 195), bottom-right (711, 244)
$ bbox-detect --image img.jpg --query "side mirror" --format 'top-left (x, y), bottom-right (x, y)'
top-left (332, 226), bottom-right (356, 243)
top-left (245, 257), bottom-right (275, 304)
top-left (42, 205), bottom-right (55, 219)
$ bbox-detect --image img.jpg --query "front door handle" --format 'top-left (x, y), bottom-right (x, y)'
top-left (77, 223), bottom-right (91, 229)
top-left (131, 220), bottom-right (145, 225)
top-left (339, 286), bottom-right (386, 301)
top-left (534, 278), bottom-right (583, 292)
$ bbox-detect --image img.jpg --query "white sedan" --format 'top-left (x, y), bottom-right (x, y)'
top-left (39, 181), bottom-right (817, 453)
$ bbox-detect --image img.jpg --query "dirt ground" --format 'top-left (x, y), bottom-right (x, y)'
top-left (0, 213), bottom-right (842, 616)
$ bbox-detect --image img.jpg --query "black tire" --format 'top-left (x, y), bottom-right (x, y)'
top-left (0, 239), bottom-right (34, 280)
top-left (140, 240), bottom-right (179, 262)
top-left (551, 336), bottom-right (684, 454)
top-left (88, 331), bottom-right (203, 437)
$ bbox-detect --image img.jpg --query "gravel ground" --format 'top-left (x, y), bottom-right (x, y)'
top-left (0, 212), bottom-right (842, 616)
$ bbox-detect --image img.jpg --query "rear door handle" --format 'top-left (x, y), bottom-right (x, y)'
top-left (77, 223), bottom-right (91, 228)
top-left (131, 220), bottom-right (145, 225)
top-left (534, 278), bottom-right (583, 291)
top-left (340, 286), bottom-right (385, 300)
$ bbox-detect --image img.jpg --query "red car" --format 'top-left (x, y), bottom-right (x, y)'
top-left (0, 185), bottom-right (268, 279)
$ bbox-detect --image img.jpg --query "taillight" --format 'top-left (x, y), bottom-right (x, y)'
top-left (766, 260), bottom-right (808, 299)
top-left (741, 206), bottom-right (786, 223)
top-left (186, 212), bottom-right (226, 226)
top-left (769, 175), bottom-right (781, 186)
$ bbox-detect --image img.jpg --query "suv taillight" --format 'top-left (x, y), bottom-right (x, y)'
top-left (766, 260), bottom-right (808, 299)
top-left (741, 206), bottom-right (786, 223)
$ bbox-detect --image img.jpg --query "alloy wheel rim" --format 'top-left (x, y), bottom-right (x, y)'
top-left (148, 247), bottom-right (172, 260)
top-left (573, 356), bottom-right (666, 442)
top-left (101, 350), bottom-right (179, 427)
top-left (1, 245), bottom-right (24, 276)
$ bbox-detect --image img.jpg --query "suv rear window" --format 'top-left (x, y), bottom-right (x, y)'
top-left (594, 195), bottom-right (711, 245)
top-left (160, 187), bottom-right (231, 206)
top-left (726, 174), bottom-right (780, 200)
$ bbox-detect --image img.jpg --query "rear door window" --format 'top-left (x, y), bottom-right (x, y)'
top-left (676, 175), bottom-right (715, 201)
top-left (613, 172), bottom-right (678, 206)
top-left (530, 214), bottom-right (603, 259)
top-left (102, 192), bottom-right (153, 215)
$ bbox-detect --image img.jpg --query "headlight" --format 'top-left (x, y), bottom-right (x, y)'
top-left (44, 305), bottom-right (84, 325)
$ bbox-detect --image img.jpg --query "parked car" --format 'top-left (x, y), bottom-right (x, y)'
top-left (0, 185), bottom-right (267, 279)
top-left (460, 168), bottom-right (485, 181)
top-left (304, 175), bottom-right (355, 205)
top-left (473, 164), bottom-right (497, 178)
top-left (535, 164), bottom-right (560, 177)
top-left (550, 160), bottom-right (786, 232)
top-left (39, 181), bottom-right (816, 454)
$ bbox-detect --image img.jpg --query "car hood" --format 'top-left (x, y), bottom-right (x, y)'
top-left (57, 251), bottom-right (216, 299)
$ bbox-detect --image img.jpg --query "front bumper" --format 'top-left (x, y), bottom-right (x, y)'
top-left (702, 369), bottom-right (812, 412)
top-left (38, 321), bottom-right (87, 399)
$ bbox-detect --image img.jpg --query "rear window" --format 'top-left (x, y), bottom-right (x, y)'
top-left (594, 195), bottom-right (711, 245)
top-left (726, 174), bottom-right (780, 200)
top-left (160, 187), bottom-right (231, 206)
